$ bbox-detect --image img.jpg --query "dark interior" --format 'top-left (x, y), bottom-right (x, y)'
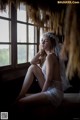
top-left (0, 0), bottom-right (80, 120)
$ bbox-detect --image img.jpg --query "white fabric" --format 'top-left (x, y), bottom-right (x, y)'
top-left (41, 54), bottom-right (63, 107)
top-left (55, 45), bottom-right (71, 91)
top-left (44, 87), bottom-right (63, 107)
top-left (42, 52), bottom-right (71, 91)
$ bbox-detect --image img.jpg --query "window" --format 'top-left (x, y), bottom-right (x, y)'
top-left (0, 3), bottom-right (38, 69)
top-left (0, 6), bottom-right (11, 67)
top-left (17, 3), bottom-right (37, 64)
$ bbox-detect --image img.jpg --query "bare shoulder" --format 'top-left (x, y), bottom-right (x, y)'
top-left (46, 53), bottom-right (58, 63)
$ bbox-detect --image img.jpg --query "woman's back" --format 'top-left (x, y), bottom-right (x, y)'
top-left (42, 53), bottom-right (63, 91)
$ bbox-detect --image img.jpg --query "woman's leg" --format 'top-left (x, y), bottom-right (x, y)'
top-left (19, 92), bottom-right (50, 105)
top-left (18, 65), bottom-right (45, 99)
top-left (16, 93), bottom-right (52, 118)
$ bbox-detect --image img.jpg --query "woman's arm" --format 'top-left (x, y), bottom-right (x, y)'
top-left (42, 54), bottom-right (54, 91)
top-left (30, 45), bottom-right (46, 65)
top-left (30, 52), bottom-right (41, 65)
top-left (42, 54), bottom-right (61, 92)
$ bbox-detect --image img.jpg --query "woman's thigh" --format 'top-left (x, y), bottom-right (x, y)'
top-left (19, 92), bottom-right (50, 105)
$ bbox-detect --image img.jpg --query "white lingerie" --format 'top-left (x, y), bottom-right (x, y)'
top-left (41, 57), bottom-right (63, 107)
top-left (44, 86), bottom-right (63, 107)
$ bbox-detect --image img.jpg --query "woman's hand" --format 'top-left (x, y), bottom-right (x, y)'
top-left (39, 44), bottom-right (46, 57)
top-left (30, 44), bottom-right (46, 65)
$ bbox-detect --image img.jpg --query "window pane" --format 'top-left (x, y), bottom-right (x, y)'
top-left (17, 3), bottom-right (27, 22)
top-left (40, 28), bottom-right (43, 42)
top-left (34, 27), bottom-right (37, 43)
top-left (0, 19), bottom-right (10, 42)
top-left (17, 45), bottom-right (27, 64)
top-left (0, 5), bottom-right (10, 18)
top-left (34, 45), bottom-right (37, 55)
top-left (17, 23), bottom-right (27, 43)
top-left (28, 45), bottom-right (34, 62)
top-left (0, 45), bottom-right (11, 66)
top-left (28, 25), bottom-right (34, 43)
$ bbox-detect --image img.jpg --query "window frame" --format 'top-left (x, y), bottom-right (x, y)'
top-left (0, 3), bottom-right (40, 71)
top-left (0, 5), bottom-right (12, 70)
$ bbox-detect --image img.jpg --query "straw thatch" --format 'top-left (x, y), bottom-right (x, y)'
top-left (61, 5), bottom-right (80, 79)
top-left (0, 0), bottom-right (66, 34)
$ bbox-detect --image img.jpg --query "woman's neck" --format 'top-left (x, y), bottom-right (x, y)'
top-left (45, 49), bottom-right (55, 55)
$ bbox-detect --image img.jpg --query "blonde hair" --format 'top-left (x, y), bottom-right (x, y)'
top-left (43, 32), bottom-right (57, 49)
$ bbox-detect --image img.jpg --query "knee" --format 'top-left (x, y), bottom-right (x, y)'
top-left (28, 64), bottom-right (38, 72)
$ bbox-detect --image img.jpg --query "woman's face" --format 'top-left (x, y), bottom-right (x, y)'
top-left (40, 35), bottom-right (52, 51)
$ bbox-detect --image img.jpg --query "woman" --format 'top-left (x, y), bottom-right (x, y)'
top-left (17, 32), bottom-right (63, 107)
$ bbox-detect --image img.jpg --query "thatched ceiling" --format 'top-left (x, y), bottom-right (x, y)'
top-left (0, 0), bottom-right (66, 12)
top-left (22, 0), bottom-right (66, 12)
top-left (0, 0), bottom-right (67, 34)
